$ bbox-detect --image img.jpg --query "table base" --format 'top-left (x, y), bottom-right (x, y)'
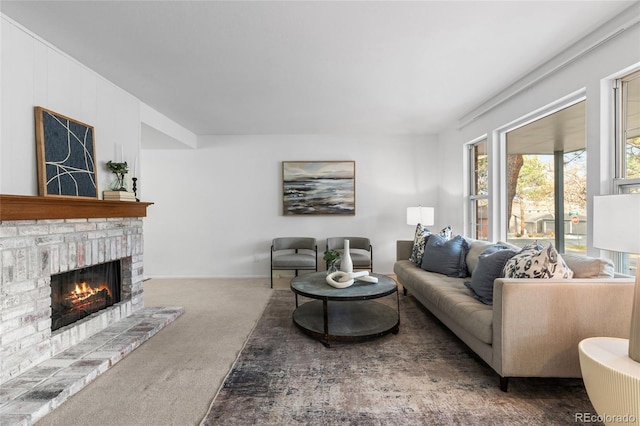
top-left (292, 299), bottom-right (399, 347)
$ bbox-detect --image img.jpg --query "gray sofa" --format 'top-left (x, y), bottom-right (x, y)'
top-left (394, 238), bottom-right (635, 391)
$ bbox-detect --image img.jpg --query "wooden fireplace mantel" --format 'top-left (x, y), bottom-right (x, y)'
top-left (0, 194), bottom-right (153, 221)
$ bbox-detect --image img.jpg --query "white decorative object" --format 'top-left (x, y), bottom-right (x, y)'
top-left (340, 239), bottom-right (353, 273)
top-left (326, 271), bottom-right (355, 288)
top-left (357, 274), bottom-right (379, 283)
top-left (579, 337), bottom-right (640, 426)
top-left (349, 271), bottom-right (377, 282)
top-left (325, 271), bottom-right (379, 288)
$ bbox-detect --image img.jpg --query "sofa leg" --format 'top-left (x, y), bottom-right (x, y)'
top-left (499, 377), bottom-right (509, 392)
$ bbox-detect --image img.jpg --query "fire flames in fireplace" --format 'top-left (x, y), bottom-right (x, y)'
top-left (51, 261), bottom-right (121, 331)
top-left (66, 281), bottom-right (112, 312)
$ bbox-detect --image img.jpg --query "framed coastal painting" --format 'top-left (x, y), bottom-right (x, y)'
top-left (34, 107), bottom-right (98, 198)
top-left (282, 161), bottom-right (355, 215)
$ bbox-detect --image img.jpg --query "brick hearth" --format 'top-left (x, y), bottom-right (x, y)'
top-left (0, 305), bottom-right (183, 425)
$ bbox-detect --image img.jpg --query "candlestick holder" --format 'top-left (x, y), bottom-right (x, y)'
top-left (132, 177), bottom-right (140, 202)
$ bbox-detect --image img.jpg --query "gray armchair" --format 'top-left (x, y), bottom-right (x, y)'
top-left (326, 237), bottom-right (373, 272)
top-left (270, 237), bottom-right (318, 288)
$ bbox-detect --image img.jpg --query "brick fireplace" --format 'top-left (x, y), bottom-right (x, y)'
top-left (0, 195), bottom-right (152, 386)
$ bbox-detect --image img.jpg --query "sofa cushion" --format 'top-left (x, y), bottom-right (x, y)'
top-left (394, 261), bottom-right (493, 344)
top-left (421, 234), bottom-right (470, 278)
top-left (561, 252), bottom-right (615, 278)
top-left (503, 243), bottom-right (574, 279)
top-left (421, 276), bottom-right (494, 345)
top-left (465, 246), bottom-right (518, 305)
top-left (465, 239), bottom-right (496, 274)
top-left (465, 240), bottom-right (520, 275)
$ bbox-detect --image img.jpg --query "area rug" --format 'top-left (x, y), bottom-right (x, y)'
top-left (202, 289), bottom-right (600, 425)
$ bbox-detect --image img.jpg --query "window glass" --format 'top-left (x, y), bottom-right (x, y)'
top-left (614, 70), bottom-right (640, 274)
top-left (506, 154), bottom-right (554, 244)
top-left (473, 198), bottom-right (489, 240)
top-left (505, 101), bottom-right (587, 254)
top-left (473, 143), bottom-right (488, 196)
top-left (564, 150), bottom-right (587, 253)
top-left (469, 140), bottom-right (488, 240)
top-left (623, 71), bottom-right (640, 179)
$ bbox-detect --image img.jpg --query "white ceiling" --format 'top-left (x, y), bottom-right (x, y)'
top-left (1, 1), bottom-right (636, 136)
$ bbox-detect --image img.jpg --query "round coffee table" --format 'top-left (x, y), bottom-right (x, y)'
top-left (290, 271), bottom-right (399, 347)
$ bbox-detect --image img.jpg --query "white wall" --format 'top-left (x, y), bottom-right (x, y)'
top-left (436, 19), bottom-right (640, 257)
top-left (1, 16), bottom-right (140, 195)
top-left (142, 134), bottom-right (439, 277)
top-left (1, 14), bottom-right (439, 279)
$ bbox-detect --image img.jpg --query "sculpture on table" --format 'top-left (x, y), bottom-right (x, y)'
top-left (326, 271), bottom-right (378, 288)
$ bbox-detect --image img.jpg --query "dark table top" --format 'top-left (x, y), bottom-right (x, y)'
top-left (290, 271), bottom-right (397, 300)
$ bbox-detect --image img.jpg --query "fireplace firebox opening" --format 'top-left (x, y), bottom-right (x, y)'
top-left (51, 260), bottom-right (122, 331)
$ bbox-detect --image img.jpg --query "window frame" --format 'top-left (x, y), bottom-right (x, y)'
top-left (612, 69), bottom-right (640, 274)
top-left (493, 89), bottom-right (587, 245)
top-left (466, 137), bottom-right (489, 240)
top-left (615, 69), bottom-right (640, 184)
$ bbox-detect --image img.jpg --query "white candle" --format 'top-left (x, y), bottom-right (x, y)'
top-left (133, 155), bottom-right (138, 177)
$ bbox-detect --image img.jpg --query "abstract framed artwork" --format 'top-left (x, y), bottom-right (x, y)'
top-left (282, 161), bottom-right (355, 215)
top-left (34, 107), bottom-right (98, 198)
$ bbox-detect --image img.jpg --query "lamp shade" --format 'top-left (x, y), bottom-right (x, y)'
top-left (593, 195), bottom-right (640, 254)
top-left (406, 206), bottom-right (434, 226)
top-left (593, 194), bottom-right (640, 364)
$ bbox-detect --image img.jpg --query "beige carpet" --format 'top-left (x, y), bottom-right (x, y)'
top-left (35, 278), bottom-right (273, 426)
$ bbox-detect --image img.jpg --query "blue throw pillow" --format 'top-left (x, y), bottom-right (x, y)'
top-left (464, 247), bottom-right (518, 305)
top-left (409, 225), bottom-right (453, 265)
top-left (421, 234), bottom-right (470, 278)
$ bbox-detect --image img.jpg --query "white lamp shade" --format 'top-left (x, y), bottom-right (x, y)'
top-left (406, 206), bottom-right (434, 226)
top-left (593, 194), bottom-right (640, 254)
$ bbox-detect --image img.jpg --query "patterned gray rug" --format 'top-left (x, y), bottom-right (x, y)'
top-left (202, 289), bottom-right (601, 425)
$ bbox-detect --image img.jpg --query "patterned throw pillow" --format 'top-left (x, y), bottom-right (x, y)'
top-left (440, 225), bottom-right (453, 240)
top-left (502, 242), bottom-right (574, 279)
top-left (409, 224), bottom-right (431, 264)
top-left (505, 241), bottom-right (542, 263)
top-left (501, 242), bottom-right (542, 278)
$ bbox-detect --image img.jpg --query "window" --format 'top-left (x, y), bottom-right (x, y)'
top-left (504, 101), bottom-right (587, 254)
top-left (615, 70), bottom-right (640, 185)
top-left (468, 139), bottom-right (488, 240)
top-left (613, 70), bottom-right (640, 274)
